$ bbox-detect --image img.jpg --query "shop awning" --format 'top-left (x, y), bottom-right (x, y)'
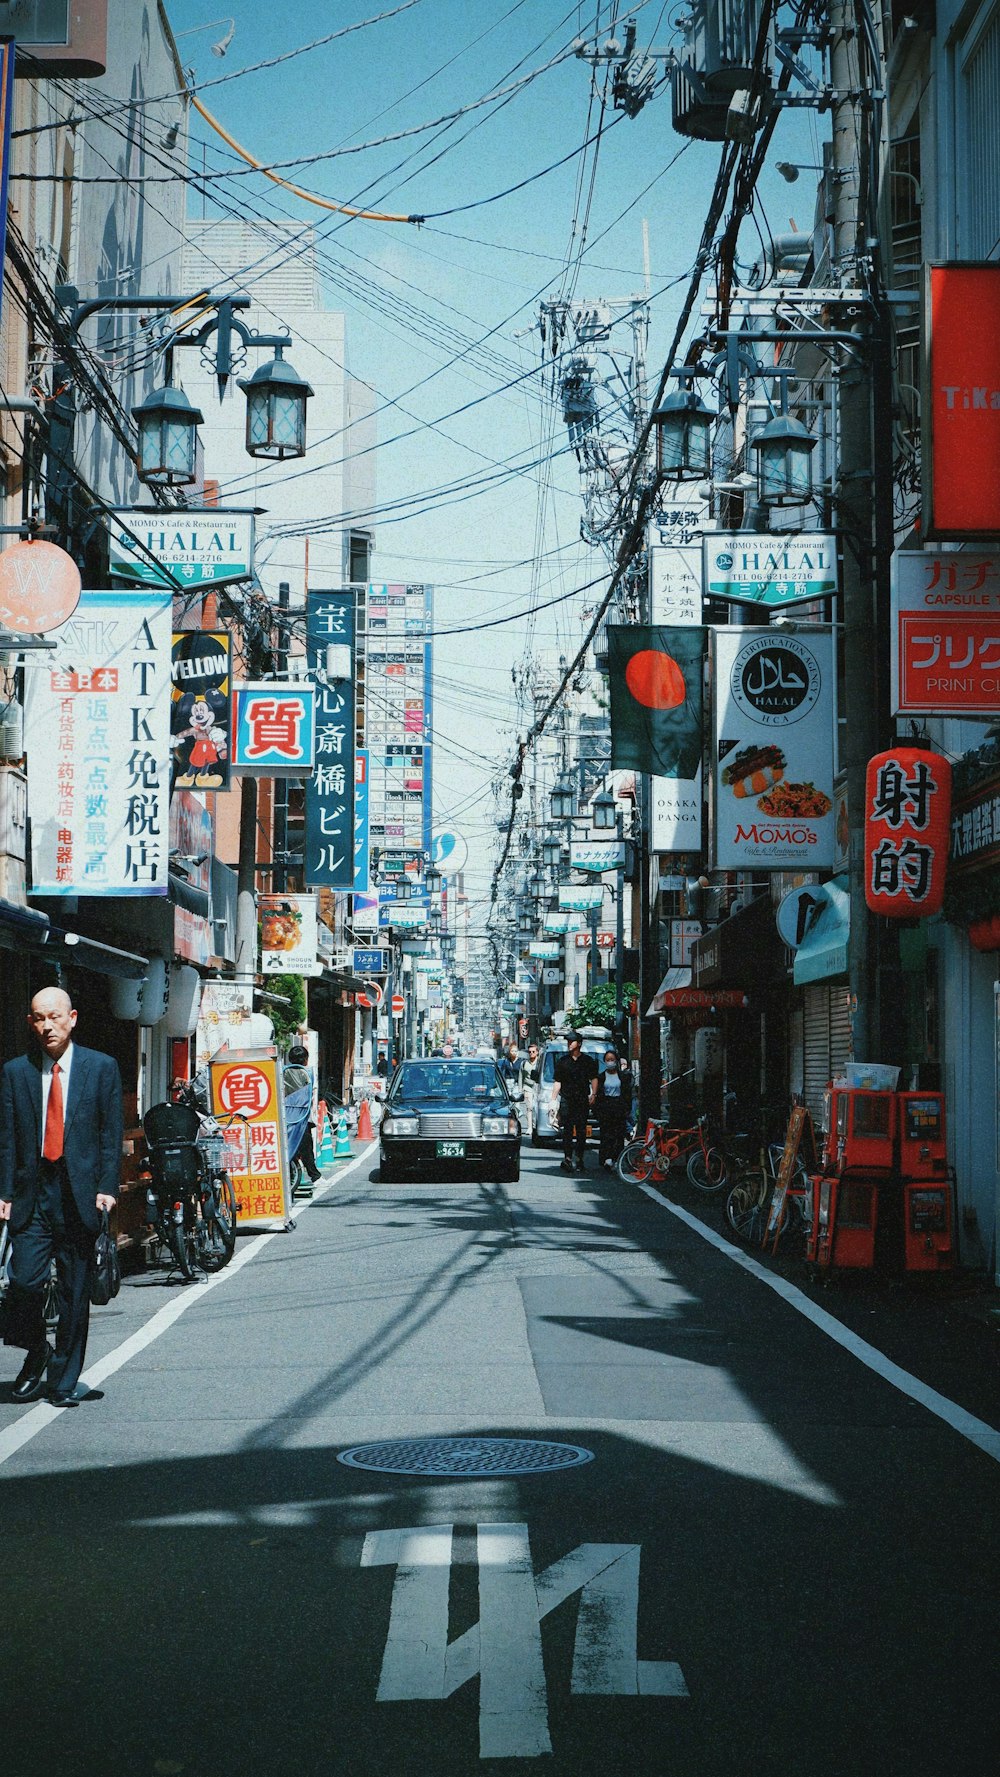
top-left (792, 878), bottom-right (850, 986)
top-left (0, 897), bottom-right (148, 978)
top-left (645, 967), bottom-right (692, 1016)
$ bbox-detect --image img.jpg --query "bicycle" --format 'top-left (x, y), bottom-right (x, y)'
top-left (725, 1141), bottom-right (812, 1248)
top-left (141, 1094), bottom-right (241, 1282)
top-left (617, 1114), bottom-right (727, 1191)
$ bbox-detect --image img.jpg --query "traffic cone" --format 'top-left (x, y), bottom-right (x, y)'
top-left (333, 1107), bottom-right (352, 1161)
top-left (357, 1098), bottom-right (374, 1141)
top-left (318, 1109), bottom-right (336, 1166)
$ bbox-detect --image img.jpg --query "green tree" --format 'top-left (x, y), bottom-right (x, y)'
top-left (567, 980), bottom-right (638, 1030)
top-left (266, 975), bottom-right (307, 1048)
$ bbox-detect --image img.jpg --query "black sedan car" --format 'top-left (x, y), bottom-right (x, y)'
top-left (379, 1059), bottom-right (522, 1183)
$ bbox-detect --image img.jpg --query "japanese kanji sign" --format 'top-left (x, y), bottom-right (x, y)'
top-left (364, 582), bottom-right (433, 920)
top-left (649, 544), bottom-right (704, 853)
top-left (892, 550), bottom-right (1000, 716)
top-left (109, 506), bottom-right (255, 589)
top-left (25, 588), bottom-right (171, 896)
top-left (703, 534), bottom-right (837, 607)
top-left (864, 747), bottom-right (952, 917)
top-left (208, 1049), bottom-right (292, 1227)
top-left (232, 681), bottom-right (316, 776)
top-left (948, 771), bottom-right (1000, 879)
top-left (305, 589), bottom-right (355, 889)
top-left (353, 747), bottom-right (370, 893)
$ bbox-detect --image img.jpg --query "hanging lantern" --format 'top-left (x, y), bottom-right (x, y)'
top-left (751, 410), bottom-right (816, 505)
top-left (239, 346), bottom-right (313, 460)
top-left (652, 384), bottom-right (713, 481)
top-left (591, 787), bottom-right (617, 831)
top-left (133, 383), bottom-right (204, 485)
top-left (864, 747), bottom-right (952, 917)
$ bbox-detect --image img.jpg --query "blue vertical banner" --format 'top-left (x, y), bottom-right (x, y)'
top-left (0, 38), bottom-right (15, 327)
top-left (305, 589), bottom-right (356, 890)
top-left (353, 746), bottom-right (370, 892)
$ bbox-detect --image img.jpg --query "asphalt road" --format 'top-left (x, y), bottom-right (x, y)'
top-left (3, 1139), bottom-right (999, 1777)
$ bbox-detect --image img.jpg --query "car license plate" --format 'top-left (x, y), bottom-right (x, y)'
top-left (436, 1140), bottom-right (465, 1158)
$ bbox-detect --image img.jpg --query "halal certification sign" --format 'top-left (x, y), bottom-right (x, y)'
top-left (730, 635), bottom-right (822, 726)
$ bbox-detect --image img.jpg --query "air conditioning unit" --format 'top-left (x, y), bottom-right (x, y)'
top-left (0, 764), bottom-right (27, 902)
top-left (333, 948), bottom-right (352, 971)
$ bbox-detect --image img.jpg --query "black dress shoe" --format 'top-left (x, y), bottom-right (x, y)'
top-left (559, 1158), bottom-right (574, 1173)
top-left (50, 1384), bottom-right (101, 1407)
top-left (12, 1345), bottom-right (50, 1402)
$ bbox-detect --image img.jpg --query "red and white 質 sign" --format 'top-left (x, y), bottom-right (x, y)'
top-left (892, 550), bottom-right (1000, 716)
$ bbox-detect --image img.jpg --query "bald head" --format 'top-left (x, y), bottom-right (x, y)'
top-left (28, 987), bottom-right (77, 1060)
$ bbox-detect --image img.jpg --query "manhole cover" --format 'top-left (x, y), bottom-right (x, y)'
top-left (337, 1437), bottom-right (594, 1477)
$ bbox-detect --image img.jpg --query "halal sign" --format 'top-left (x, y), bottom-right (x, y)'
top-left (730, 636), bottom-right (821, 725)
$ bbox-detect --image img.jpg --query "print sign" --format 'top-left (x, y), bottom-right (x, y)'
top-left (713, 627), bottom-right (836, 870)
top-left (25, 588), bottom-right (171, 895)
top-left (892, 550), bottom-right (1000, 716)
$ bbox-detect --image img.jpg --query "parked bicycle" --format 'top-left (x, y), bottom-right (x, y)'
top-left (725, 1140), bottom-right (812, 1247)
top-left (141, 1084), bottom-right (241, 1281)
top-left (617, 1113), bottom-right (727, 1191)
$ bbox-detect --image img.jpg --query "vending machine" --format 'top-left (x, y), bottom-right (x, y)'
top-left (897, 1092), bottom-right (952, 1272)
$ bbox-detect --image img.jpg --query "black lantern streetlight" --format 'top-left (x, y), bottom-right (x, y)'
top-left (541, 835), bottom-right (562, 870)
top-left (550, 771), bottom-right (576, 822)
top-left (751, 387), bottom-right (817, 505)
top-left (591, 787), bottom-right (617, 831)
top-left (652, 379), bottom-right (713, 481)
top-left (239, 346), bottom-right (313, 461)
top-left (132, 378), bottom-right (204, 486)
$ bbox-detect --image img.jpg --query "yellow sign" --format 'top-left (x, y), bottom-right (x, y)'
top-left (208, 1047), bottom-right (292, 1227)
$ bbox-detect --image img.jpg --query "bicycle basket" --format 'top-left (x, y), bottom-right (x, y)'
top-left (200, 1134), bottom-right (227, 1172)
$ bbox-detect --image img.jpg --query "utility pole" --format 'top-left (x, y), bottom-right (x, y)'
top-left (829, 0), bottom-right (885, 1061)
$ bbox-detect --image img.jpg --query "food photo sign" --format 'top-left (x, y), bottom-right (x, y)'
top-left (259, 894), bottom-right (322, 976)
top-left (712, 627), bottom-right (836, 870)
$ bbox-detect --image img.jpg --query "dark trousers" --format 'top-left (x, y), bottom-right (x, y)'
top-left (3, 1161), bottom-right (94, 1396)
top-left (561, 1102), bottom-right (589, 1164)
top-left (598, 1100), bottom-right (629, 1164)
top-left (295, 1126), bottom-right (321, 1180)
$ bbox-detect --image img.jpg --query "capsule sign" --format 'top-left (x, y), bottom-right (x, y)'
top-left (864, 747), bottom-right (952, 916)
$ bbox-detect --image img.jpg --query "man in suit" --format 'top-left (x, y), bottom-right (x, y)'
top-left (0, 986), bottom-right (123, 1407)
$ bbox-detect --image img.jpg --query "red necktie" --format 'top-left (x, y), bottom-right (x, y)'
top-left (43, 1062), bottom-right (64, 1162)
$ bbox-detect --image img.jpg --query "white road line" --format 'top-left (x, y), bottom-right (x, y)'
top-left (0, 1142), bottom-right (378, 1469)
top-left (640, 1184), bottom-right (1000, 1466)
top-left (478, 1523), bottom-right (552, 1759)
top-left (364, 1526), bottom-right (454, 1702)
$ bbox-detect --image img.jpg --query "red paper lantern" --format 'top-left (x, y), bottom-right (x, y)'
top-left (864, 747), bottom-right (952, 917)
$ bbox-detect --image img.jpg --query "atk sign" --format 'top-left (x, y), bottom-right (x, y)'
top-left (892, 550), bottom-right (1000, 716)
top-left (231, 682), bottom-right (316, 776)
top-left (362, 1523), bottom-right (687, 1760)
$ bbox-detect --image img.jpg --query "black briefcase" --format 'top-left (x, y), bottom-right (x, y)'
top-left (89, 1210), bottom-right (121, 1306)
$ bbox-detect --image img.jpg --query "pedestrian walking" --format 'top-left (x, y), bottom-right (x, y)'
top-left (0, 987), bottom-right (123, 1407)
top-left (551, 1030), bottom-right (598, 1173)
top-left (283, 1044), bottom-right (322, 1196)
top-left (595, 1049), bottom-right (632, 1170)
top-left (499, 1042), bottom-right (528, 1137)
top-left (523, 1041), bottom-right (542, 1136)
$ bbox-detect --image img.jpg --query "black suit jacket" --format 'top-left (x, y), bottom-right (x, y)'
top-left (0, 1045), bottom-right (124, 1234)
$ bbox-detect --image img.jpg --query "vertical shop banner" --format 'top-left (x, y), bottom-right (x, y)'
top-left (259, 893), bottom-right (322, 975)
top-left (171, 630), bottom-right (231, 789)
top-left (925, 264), bottom-right (1000, 537)
top-left (305, 589), bottom-right (355, 889)
top-left (25, 589), bottom-right (171, 895)
top-left (712, 626), bottom-right (836, 871)
top-left (649, 547), bottom-right (704, 853)
top-left (364, 583), bottom-right (433, 916)
top-left (169, 790), bottom-right (214, 965)
top-left (609, 624), bottom-right (705, 853)
top-left (208, 1049), bottom-right (292, 1227)
top-left (353, 747), bottom-right (371, 892)
top-left (0, 38), bottom-right (14, 327)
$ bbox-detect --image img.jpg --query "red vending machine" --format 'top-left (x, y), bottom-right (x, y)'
top-left (897, 1092), bottom-right (952, 1272)
top-left (808, 1091), bottom-right (896, 1273)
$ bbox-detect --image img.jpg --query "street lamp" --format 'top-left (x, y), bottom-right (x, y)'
top-left (239, 346), bottom-right (313, 461)
top-left (591, 786), bottom-right (617, 831)
top-left (132, 379), bottom-right (204, 487)
top-left (652, 379), bottom-right (713, 481)
top-left (751, 401), bottom-right (817, 505)
top-left (541, 835), bottom-right (562, 870)
top-left (550, 771), bottom-right (577, 822)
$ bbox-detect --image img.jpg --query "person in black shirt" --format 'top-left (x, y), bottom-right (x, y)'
top-left (552, 1031), bottom-right (598, 1173)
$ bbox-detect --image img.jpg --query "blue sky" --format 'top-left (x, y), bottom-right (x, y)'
top-left (164, 1), bottom-right (819, 907)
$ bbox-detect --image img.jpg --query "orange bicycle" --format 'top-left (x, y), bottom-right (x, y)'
top-left (617, 1114), bottom-right (727, 1191)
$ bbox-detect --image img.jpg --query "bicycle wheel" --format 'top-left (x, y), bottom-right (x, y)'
top-left (167, 1213), bottom-right (198, 1281)
top-left (199, 1173), bottom-right (237, 1271)
top-left (686, 1144), bottom-right (728, 1191)
top-left (617, 1140), bottom-right (656, 1183)
top-left (725, 1169), bottom-right (769, 1242)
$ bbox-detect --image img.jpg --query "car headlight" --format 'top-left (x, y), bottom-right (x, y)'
top-left (482, 1116), bottom-right (511, 1136)
top-left (382, 1114), bottom-right (419, 1137)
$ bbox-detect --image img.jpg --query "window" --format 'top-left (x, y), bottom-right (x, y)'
top-left (958, 2), bottom-right (1000, 256)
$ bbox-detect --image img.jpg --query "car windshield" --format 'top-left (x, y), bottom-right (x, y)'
top-left (391, 1062), bottom-right (508, 1103)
